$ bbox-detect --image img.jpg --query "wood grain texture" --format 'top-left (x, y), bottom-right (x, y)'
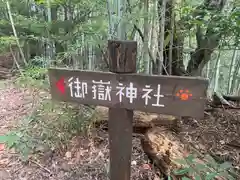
top-left (108, 40), bottom-right (137, 73)
top-left (108, 40), bottom-right (136, 180)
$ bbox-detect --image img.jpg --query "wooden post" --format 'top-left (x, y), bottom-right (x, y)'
top-left (108, 40), bottom-right (137, 180)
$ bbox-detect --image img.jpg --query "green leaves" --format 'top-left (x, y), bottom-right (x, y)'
top-left (172, 153), bottom-right (236, 180)
top-left (173, 158), bottom-right (188, 165)
top-left (0, 131), bottom-right (32, 161)
top-left (181, 177), bottom-right (192, 180)
top-left (174, 168), bottom-right (190, 175)
top-left (0, 36), bottom-right (17, 52)
top-left (0, 132), bottom-right (20, 148)
top-left (0, 134), bottom-right (10, 144)
top-left (220, 162), bottom-right (233, 170)
top-left (177, 0), bottom-right (239, 49)
top-left (205, 172), bottom-right (218, 180)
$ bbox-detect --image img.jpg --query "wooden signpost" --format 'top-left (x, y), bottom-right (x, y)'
top-left (48, 40), bottom-right (209, 180)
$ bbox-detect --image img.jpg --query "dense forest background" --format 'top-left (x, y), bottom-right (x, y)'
top-left (0, 0), bottom-right (239, 96)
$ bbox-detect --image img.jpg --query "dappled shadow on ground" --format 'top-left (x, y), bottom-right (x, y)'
top-left (0, 81), bottom-right (239, 179)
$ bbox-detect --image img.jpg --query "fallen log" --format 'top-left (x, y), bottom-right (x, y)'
top-left (140, 127), bottom-right (187, 178)
top-left (140, 127), bottom-right (235, 179)
top-left (223, 95), bottom-right (240, 102)
top-left (93, 106), bottom-right (179, 134)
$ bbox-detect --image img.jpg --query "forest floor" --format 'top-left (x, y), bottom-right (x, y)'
top-left (0, 79), bottom-right (239, 180)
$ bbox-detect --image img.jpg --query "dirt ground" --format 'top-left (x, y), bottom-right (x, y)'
top-left (0, 80), bottom-right (158, 180)
top-left (0, 80), bottom-right (239, 180)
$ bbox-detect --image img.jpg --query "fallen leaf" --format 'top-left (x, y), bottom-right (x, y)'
top-left (131, 160), bottom-right (137, 166)
top-left (65, 151), bottom-right (71, 159)
top-left (142, 163), bottom-right (151, 170)
top-left (0, 144), bottom-right (5, 151)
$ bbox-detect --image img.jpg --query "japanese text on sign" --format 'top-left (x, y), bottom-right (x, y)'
top-left (67, 77), bottom-right (165, 107)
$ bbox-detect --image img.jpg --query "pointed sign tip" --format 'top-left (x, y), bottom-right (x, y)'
top-left (56, 77), bottom-right (65, 94)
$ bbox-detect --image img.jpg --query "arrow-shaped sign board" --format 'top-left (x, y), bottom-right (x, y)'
top-left (48, 68), bottom-right (208, 118)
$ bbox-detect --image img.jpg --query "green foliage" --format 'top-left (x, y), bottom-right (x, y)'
top-left (0, 0), bottom-right (108, 68)
top-left (30, 101), bottom-right (96, 150)
top-left (0, 36), bottom-right (17, 52)
top-left (14, 56), bottom-right (52, 88)
top-left (23, 67), bottom-right (46, 79)
top-left (15, 65), bottom-right (48, 89)
top-left (178, 0), bottom-right (239, 48)
top-left (0, 115), bottom-right (37, 161)
top-left (0, 132), bottom-right (31, 161)
top-left (172, 154), bottom-right (237, 180)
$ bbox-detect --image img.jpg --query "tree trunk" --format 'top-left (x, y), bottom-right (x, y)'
top-left (155, 0), bottom-right (226, 77)
top-left (186, 0), bottom-right (226, 76)
top-left (157, 0), bottom-right (166, 75)
top-left (143, 0), bottom-right (150, 74)
top-left (228, 49), bottom-right (238, 94)
top-left (186, 35), bottom-right (220, 76)
top-left (156, 0), bottom-right (185, 76)
top-left (6, 0), bottom-right (27, 66)
top-left (213, 50), bottom-right (221, 92)
top-left (231, 55), bottom-right (240, 94)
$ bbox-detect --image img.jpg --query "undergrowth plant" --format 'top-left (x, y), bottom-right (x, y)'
top-left (0, 97), bottom-right (96, 161)
top-left (170, 154), bottom-right (237, 180)
top-left (0, 114), bottom-right (39, 161)
top-left (15, 67), bottom-right (48, 89)
top-left (15, 57), bottom-right (49, 89)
